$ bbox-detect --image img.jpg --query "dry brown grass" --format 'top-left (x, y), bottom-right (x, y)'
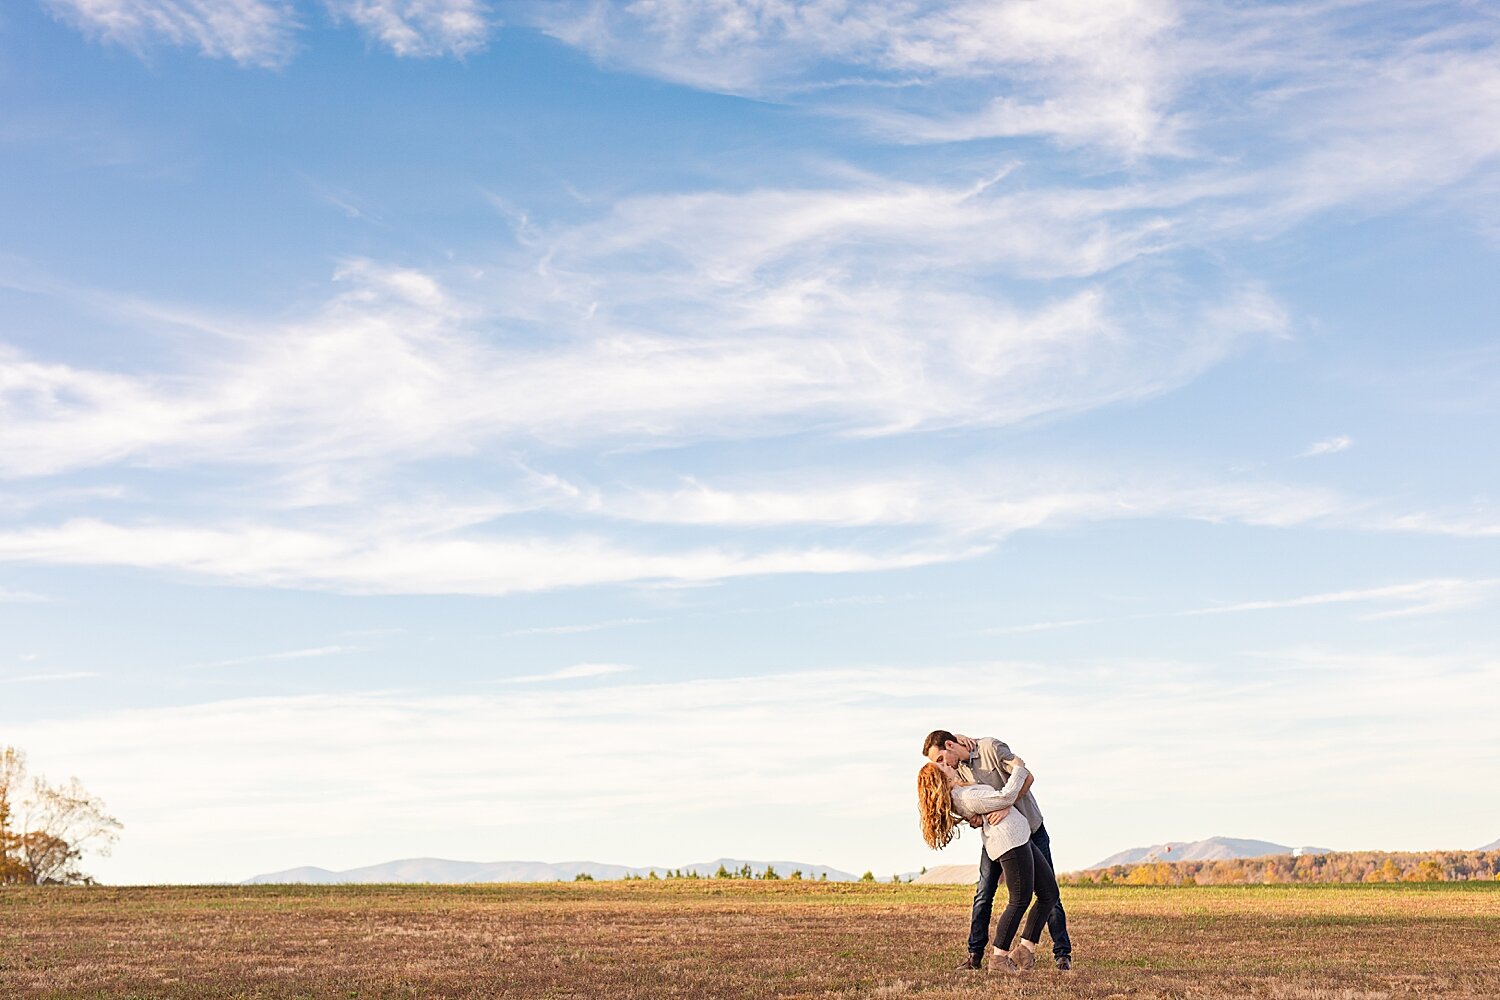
top-left (2, 881), bottom-right (1497, 998)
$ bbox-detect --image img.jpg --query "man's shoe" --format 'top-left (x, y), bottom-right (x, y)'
top-left (954, 954), bottom-right (983, 971)
top-left (1055, 955), bottom-right (1073, 972)
top-left (1007, 944), bottom-right (1036, 971)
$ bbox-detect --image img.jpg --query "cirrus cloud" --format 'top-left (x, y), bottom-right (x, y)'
top-left (43, 0), bottom-right (300, 67)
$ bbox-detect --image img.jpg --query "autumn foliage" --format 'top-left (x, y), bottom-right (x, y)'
top-left (0, 746), bottom-right (122, 886)
top-left (1063, 849), bottom-right (1500, 886)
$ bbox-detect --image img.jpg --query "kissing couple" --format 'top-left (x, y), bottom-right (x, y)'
top-left (918, 730), bottom-right (1073, 974)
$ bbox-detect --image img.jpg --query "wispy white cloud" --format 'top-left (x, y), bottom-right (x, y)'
top-left (987, 616), bottom-right (1114, 636)
top-left (0, 257), bottom-right (1287, 478)
top-left (1, 671), bottom-right (100, 683)
top-left (0, 484), bottom-right (131, 517)
top-left (1363, 511), bottom-right (1500, 539)
top-left (1260, 34), bottom-right (1500, 224)
top-left (501, 618), bottom-right (655, 638)
top-left (578, 472), bottom-right (1345, 533)
top-left (551, 170), bottom-right (1170, 284)
top-left (1185, 578), bottom-right (1499, 620)
top-left (503, 662), bottom-right (632, 683)
top-left (43, 0), bottom-right (499, 64)
top-left (540, 0), bottom-right (1500, 231)
top-left (189, 644), bottom-right (367, 670)
top-left (987, 577), bottom-right (1500, 633)
top-left (0, 517), bottom-right (976, 595)
top-left (535, 0), bottom-right (1184, 157)
top-left (1302, 435), bottom-right (1352, 457)
top-left (0, 463), bottom-right (1488, 596)
top-left (618, 467), bottom-right (1500, 540)
top-left (43, 0), bottom-right (300, 68)
top-left (326, 0), bottom-right (492, 57)
top-left (299, 175), bottom-right (386, 224)
top-left (532, 0), bottom-right (1500, 202)
top-left (0, 586), bottom-right (50, 603)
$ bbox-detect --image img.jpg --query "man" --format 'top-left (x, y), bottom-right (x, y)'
top-left (922, 729), bottom-right (1072, 972)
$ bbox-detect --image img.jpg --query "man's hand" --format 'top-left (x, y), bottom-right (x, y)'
top-left (967, 816), bottom-right (984, 829)
top-left (952, 733), bottom-right (978, 752)
top-left (984, 807), bottom-right (1012, 825)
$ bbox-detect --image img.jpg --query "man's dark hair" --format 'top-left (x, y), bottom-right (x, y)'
top-left (922, 730), bottom-right (957, 757)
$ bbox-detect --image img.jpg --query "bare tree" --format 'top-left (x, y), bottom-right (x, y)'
top-left (0, 746), bottom-right (122, 885)
top-left (0, 747), bottom-right (25, 883)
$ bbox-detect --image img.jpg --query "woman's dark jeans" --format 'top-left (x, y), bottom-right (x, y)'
top-left (968, 827), bottom-right (1067, 957)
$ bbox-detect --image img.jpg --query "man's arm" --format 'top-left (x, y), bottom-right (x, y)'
top-left (996, 746), bottom-right (1034, 798)
top-left (990, 741), bottom-right (1033, 793)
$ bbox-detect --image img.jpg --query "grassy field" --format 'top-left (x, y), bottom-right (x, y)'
top-left (3, 881), bottom-right (1498, 999)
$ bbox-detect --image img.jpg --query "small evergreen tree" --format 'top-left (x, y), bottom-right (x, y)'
top-left (859, 871), bottom-right (875, 882)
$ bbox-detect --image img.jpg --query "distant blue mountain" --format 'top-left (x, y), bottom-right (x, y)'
top-left (244, 856), bottom-right (858, 884)
top-left (1088, 836), bottom-right (1333, 869)
top-left (1479, 838), bottom-right (1500, 852)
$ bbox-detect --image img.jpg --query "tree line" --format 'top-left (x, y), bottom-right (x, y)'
top-left (1062, 849), bottom-right (1500, 886)
top-left (1, 746), bottom-right (121, 885)
top-left (578, 865), bottom-right (918, 882)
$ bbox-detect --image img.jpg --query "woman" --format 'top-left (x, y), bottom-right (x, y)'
top-left (917, 756), bottom-right (1059, 974)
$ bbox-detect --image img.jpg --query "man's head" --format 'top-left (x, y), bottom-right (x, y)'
top-left (922, 729), bottom-right (964, 767)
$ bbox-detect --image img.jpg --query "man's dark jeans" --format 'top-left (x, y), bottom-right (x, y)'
top-left (968, 823), bottom-right (1071, 959)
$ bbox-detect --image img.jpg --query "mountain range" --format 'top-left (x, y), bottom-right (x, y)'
top-left (1088, 837), bottom-right (1333, 869)
top-left (244, 857), bottom-right (858, 884)
top-left (913, 836), bottom-right (1334, 885)
top-left (248, 837), bottom-right (1500, 884)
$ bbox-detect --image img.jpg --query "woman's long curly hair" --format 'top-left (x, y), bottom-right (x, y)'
top-left (917, 762), bottom-right (957, 850)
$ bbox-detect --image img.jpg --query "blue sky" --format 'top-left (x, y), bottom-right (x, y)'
top-left (2, 0), bottom-right (1497, 884)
